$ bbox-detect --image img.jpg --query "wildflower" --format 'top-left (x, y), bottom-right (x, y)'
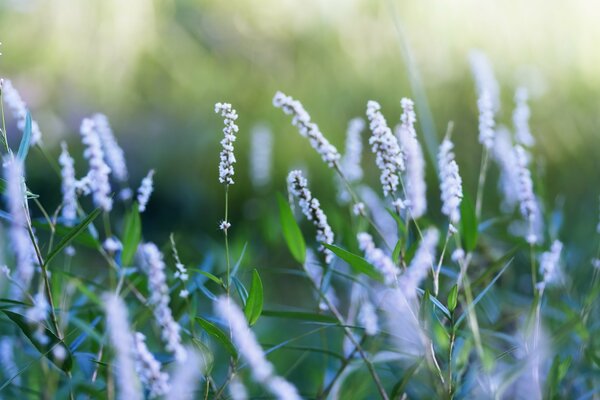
top-left (513, 88), bottom-right (535, 147)
top-left (133, 332), bottom-right (170, 398)
top-left (137, 169), bottom-right (155, 213)
top-left (103, 293), bottom-right (142, 400)
top-left (139, 243), bottom-right (187, 362)
top-left (399, 228), bottom-right (439, 299)
top-left (103, 237), bottom-right (123, 253)
top-left (438, 139), bottom-right (463, 223)
top-left (477, 91), bottom-right (495, 149)
top-left (93, 114), bottom-right (129, 182)
top-left (58, 142), bottom-right (77, 226)
top-left (366, 100), bottom-right (404, 197)
top-left (4, 156), bottom-right (36, 294)
top-left (26, 291), bottom-right (49, 345)
top-left (1, 80), bottom-right (42, 146)
top-left (215, 102), bottom-right (239, 185)
top-left (229, 377), bottom-right (249, 400)
top-left (451, 248), bottom-right (465, 264)
top-left (358, 300), bottom-right (379, 336)
top-left (357, 232), bottom-right (399, 285)
top-left (469, 50), bottom-right (500, 112)
top-left (170, 235), bottom-right (189, 299)
top-left (165, 349), bottom-right (204, 400)
top-left (80, 118), bottom-right (113, 212)
top-left (273, 91), bottom-right (340, 167)
top-left (219, 220), bottom-right (231, 231)
top-left (398, 98), bottom-right (426, 218)
top-left (448, 223), bottom-right (458, 235)
top-left (392, 198), bottom-right (407, 211)
top-left (352, 202), bottom-right (365, 216)
top-left (214, 297), bottom-right (301, 400)
top-left (514, 145), bottom-right (538, 243)
top-left (492, 127), bottom-right (520, 212)
top-left (249, 124), bottom-right (273, 188)
top-left (287, 170), bottom-right (334, 264)
top-left (340, 118), bottom-right (365, 182)
top-left (537, 240), bottom-right (562, 290)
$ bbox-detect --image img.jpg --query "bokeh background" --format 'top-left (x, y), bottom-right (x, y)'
top-left (2, 0), bottom-right (600, 394)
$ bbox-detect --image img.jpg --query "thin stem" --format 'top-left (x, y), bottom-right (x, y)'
top-left (475, 149), bottom-right (490, 220)
top-left (224, 184), bottom-right (231, 296)
top-left (0, 86), bottom-right (10, 153)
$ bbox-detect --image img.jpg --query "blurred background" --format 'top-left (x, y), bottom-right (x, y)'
top-left (1, 0), bottom-right (599, 282)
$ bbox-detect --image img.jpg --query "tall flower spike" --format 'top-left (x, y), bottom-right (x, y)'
top-left (438, 138), bottom-right (463, 223)
top-left (399, 228), bottom-right (439, 299)
top-left (139, 243), bottom-right (187, 362)
top-left (103, 294), bottom-right (142, 400)
top-left (469, 50), bottom-right (500, 112)
top-left (215, 102), bottom-right (239, 185)
top-left (93, 114), bottom-right (129, 182)
top-left (287, 170), bottom-right (334, 264)
top-left (137, 169), bottom-right (155, 213)
top-left (492, 127), bottom-right (520, 212)
top-left (273, 91), bottom-right (340, 167)
top-left (59, 142), bottom-right (77, 226)
top-left (249, 124), bottom-right (273, 188)
top-left (80, 118), bottom-right (113, 212)
top-left (398, 98), bottom-right (426, 218)
top-left (366, 100), bottom-right (405, 197)
top-left (1, 80), bottom-right (43, 146)
top-left (357, 232), bottom-right (399, 285)
top-left (4, 156), bottom-right (36, 294)
top-left (133, 332), bottom-right (170, 398)
top-left (538, 240), bottom-right (563, 290)
top-left (214, 297), bottom-right (302, 400)
top-left (514, 145), bottom-right (538, 243)
top-left (477, 91), bottom-right (495, 149)
top-left (513, 87), bottom-right (535, 147)
top-left (340, 117), bottom-right (365, 183)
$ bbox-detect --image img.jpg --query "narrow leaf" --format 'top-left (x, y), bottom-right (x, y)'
top-left (322, 243), bottom-right (382, 282)
top-left (244, 269), bottom-right (264, 326)
top-left (277, 193), bottom-right (306, 264)
top-left (261, 309), bottom-right (337, 324)
top-left (460, 194), bottom-right (478, 252)
top-left (448, 284), bottom-right (458, 312)
top-left (196, 317), bottom-right (237, 357)
top-left (17, 112), bottom-right (32, 161)
top-left (121, 205), bottom-right (141, 266)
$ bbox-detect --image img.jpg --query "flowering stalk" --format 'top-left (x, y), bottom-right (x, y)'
top-left (80, 117), bottom-right (113, 212)
top-left (357, 232), bottom-right (399, 285)
top-left (437, 136), bottom-right (463, 224)
top-left (133, 332), bottom-right (170, 398)
top-left (1, 79), bottom-right (43, 146)
top-left (59, 142), bottom-right (78, 226)
top-left (137, 169), bottom-right (155, 213)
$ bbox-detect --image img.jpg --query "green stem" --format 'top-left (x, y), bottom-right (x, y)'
top-left (224, 184), bottom-right (231, 296)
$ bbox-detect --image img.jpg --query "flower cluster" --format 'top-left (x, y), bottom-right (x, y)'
top-left (171, 236), bottom-right (190, 299)
top-left (137, 169), bottom-right (155, 213)
top-left (340, 117), bottom-right (365, 183)
top-left (477, 91), bottom-right (495, 149)
top-left (93, 113), bottom-right (129, 182)
top-left (513, 87), bottom-right (535, 147)
top-left (215, 102), bottom-right (239, 185)
top-left (398, 98), bottom-right (427, 219)
top-left (538, 240), bottom-right (563, 290)
top-left (287, 170), bottom-right (334, 264)
top-left (133, 332), bottom-right (170, 398)
top-left (273, 91), bottom-right (340, 167)
top-left (214, 297), bottom-right (301, 400)
top-left (80, 118), bottom-right (113, 212)
top-left (514, 145), bottom-right (538, 243)
top-left (139, 243), bottom-right (187, 362)
top-left (492, 128), bottom-right (520, 212)
top-left (438, 139), bottom-right (463, 223)
top-left (358, 299), bottom-right (379, 336)
top-left (469, 50), bottom-right (500, 112)
top-left (1, 79), bottom-right (42, 146)
top-left (366, 100), bottom-right (404, 197)
top-left (357, 232), bottom-right (399, 285)
top-left (59, 142), bottom-right (78, 225)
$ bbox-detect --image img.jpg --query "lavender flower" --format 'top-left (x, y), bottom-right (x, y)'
top-left (214, 297), bottom-right (301, 400)
top-left (538, 240), bottom-right (563, 290)
top-left (58, 142), bottom-right (78, 226)
top-left (249, 124), bottom-right (273, 188)
top-left (398, 98), bottom-right (426, 218)
top-left (137, 169), bottom-right (155, 213)
top-left (215, 102), bottom-right (239, 185)
top-left (513, 88), bottom-right (535, 147)
top-left (166, 349), bottom-right (204, 400)
top-left (93, 114), bottom-right (129, 182)
top-left (229, 377), bottom-right (249, 400)
top-left (80, 118), bottom-right (113, 212)
top-left (133, 332), bottom-right (170, 398)
top-left (469, 50), bottom-right (500, 112)
top-left (1, 80), bottom-right (42, 146)
top-left (514, 145), bottom-right (538, 243)
top-left (273, 91), bottom-right (340, 167)
top-left (340, 118), bottom-right (365, 182)
top-left (4, 156), bottom-right (36, 294)
top-left (287, 170), bottom-right (334, 264)
top-left (170, 235), bottom-right (190, 299)
top-left (398, 228), bottom-right (439, 299)
top-left (366, 100), bottom-right (405, 197)
top-left (358, 300), bottom-right (379, 336)
top-left (103, 237), bottom-right (123, 253)
top-left (438, 139), bottom-right (463, 223)
top-left (357, 232), bottom-right (399, 285)
top-left (477, 91), bottom-right (495, 149)
top-left (139, 243), bottom-right (187, 362)
top-left (492, 127), bottom-right (520, 212)
top-left (103, 293), bottom-right (142, 400)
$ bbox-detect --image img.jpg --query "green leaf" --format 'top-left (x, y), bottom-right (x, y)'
top-left (322, 243), bottom-right (382, 282)
top-left (121, 205), bottom-right (141, 266)
top-left (261, 309), bottom-right (337, 324)
top-left (17, 112), bottom-right (32, 161)
top-left (386, 208), bottom-right (407, 236)
top-left (0, 310), bottom-right (73, 372)
top-left (33, 220), bottom-right (99, 248)
top-left (189, 268), bottom-right (223, 286)
top-left (392, 239), bottom-right (403, 265)
top-left (276, 193), bottom-right (306, 264)
top-left (460, 194), bottom-right (478, 252)
top-left (44, 208), bottom-right (102, 267)
top-left (244, 269), bottom-right (264, 326)
top-left (195, 317), bottom-right (237, 358)
top-left (448, 284), bottom-right (458, 312)
top-left (231, 276), bottom-right (248, 306)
